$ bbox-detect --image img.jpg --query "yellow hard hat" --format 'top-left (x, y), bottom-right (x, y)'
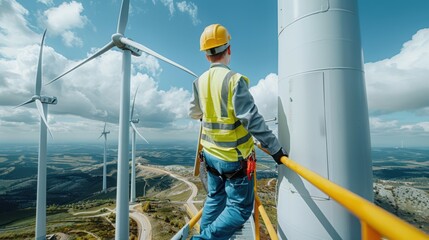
top-left (200, 24), bottom-right (231, 55)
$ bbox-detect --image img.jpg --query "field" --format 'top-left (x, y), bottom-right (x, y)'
top-left (0, 144), bottom-right (428, 238)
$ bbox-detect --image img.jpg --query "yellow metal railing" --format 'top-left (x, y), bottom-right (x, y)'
top-left (185, 204), bottom-right (201, 231)
top-left (171, 208), bottom-right (202, 240)
top-left (253, 166), bottom-right (278, 240)
top-left (186, 208), bottom-right (203, 230)
top-left (177, 153), bottom-right (429, 240)
top-left (279, 156), bottom-right (429, 240)
top-left (255, 194), bottom-right (278, 240)
top-left (253, 145), bottom-right (284, 239)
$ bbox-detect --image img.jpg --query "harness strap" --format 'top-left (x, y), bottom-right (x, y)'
top-left (201, 151), bottom-right (255, 180)
top-left (205, 163), bottom-right (247, 180)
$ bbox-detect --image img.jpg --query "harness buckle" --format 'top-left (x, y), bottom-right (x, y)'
top-left (246, 151), bottom-right (256, 180)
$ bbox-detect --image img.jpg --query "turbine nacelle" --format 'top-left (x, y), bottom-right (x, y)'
top-left (101, 130), bottom-right (110, 136)
top-left (15, 29), bottom-right (55, 139)
top-left (124, 41), bottom-right (142, 57)
top-left (99, 122), bottom-right (110, 139)
top-left (130, 84), bottom-right (148, 143)
top-left (99, 130), bottom-right (110, 139)
top-left (39, 96), bottom-right (58, 105)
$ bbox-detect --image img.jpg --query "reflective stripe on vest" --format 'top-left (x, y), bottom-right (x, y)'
top-left (202, 120), bottom-right (242, 130)
top-left (221, 71), bottom-right (236, 117)
top-left (201, 132), bottom-right (252, 148)
top-left (197, 65), bottom-right (254, 161)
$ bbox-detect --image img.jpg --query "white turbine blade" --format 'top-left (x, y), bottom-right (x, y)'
top-left (120, 37), bottom-right (198, 77)
top-left (98, 133), bottom-right (104, 139)
top-left (35, 99), bottom-right (53, 138)
top-left (131, 84), bottom-right (140, 118)
top-left (36, 29), bottom-right (47, 95)
top-left (131, 122), bottom-right (149, 144)
top-left (117, 0), bottom-right (130, 34)
top-left (46, 41), bottom-right (115, 85)
top-left (103, 122), bottom-right (107, 132)
top-left (14, 99), bottom-right (35, 109)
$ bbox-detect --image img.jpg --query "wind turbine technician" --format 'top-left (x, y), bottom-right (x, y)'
top-left (189, 23), bottom-right (288, 239)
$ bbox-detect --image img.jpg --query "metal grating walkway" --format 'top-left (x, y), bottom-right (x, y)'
top-left (229, 214), bottom-right (255, 240)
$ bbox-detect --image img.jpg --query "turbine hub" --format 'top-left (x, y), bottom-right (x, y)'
top-left (112, 33), bottom-right (125, 48)
top-left (131, 119), bottom-right (139, 123)
top-left (40, 96), bottom-right (58, 105)
top-left (31, 95), bottom-right (41, 101)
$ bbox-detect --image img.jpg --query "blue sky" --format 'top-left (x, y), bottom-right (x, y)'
top-left (0, 0), bottom-right (428, 147)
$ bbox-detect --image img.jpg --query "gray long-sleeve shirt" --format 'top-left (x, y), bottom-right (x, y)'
top-left (189, 64), bottom-right (281, 155)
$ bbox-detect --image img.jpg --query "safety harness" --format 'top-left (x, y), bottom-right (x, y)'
top-left (201, 151), bottom-right (256, 181)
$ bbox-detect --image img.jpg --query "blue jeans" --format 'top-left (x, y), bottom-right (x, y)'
top-left (191, 151), bottom-right (254, 240)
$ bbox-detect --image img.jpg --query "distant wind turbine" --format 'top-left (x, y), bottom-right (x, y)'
top-left (15, 29), bottom-right (57, 240)
top-left (46, 0), bottom-right (197, 238)
top-left (143, 178), bottom-right (150, 197)
top-left (130, 85), bottom-right (149, 203)
top-left (99, 122), bottom-right (110, 193)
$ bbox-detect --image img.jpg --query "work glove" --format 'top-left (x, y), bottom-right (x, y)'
top-left (271, 148), bottom-right (288, 165)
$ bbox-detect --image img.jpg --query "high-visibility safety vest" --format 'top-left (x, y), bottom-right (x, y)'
top-left (195, 65), bottom-right (254, 161)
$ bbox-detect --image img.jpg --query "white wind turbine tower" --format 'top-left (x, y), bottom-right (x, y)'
top-left (130, 85), bottom-right (149, 203)
top-left (46, 1), bottom-right (197, 238)
top-left (15, 29), bottom-right (57, 240)
top-left (99, 122), bottom-right (110, 193)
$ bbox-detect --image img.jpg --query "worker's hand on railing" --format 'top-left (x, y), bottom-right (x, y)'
top-left (271, 148), bottom-right (288, 165)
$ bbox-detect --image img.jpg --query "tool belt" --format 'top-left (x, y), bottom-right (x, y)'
top-left (201, 151), bottom-right (256, 180)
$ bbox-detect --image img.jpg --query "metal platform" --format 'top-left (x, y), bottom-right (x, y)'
top-left (229, 215), bottom-right (256, 240)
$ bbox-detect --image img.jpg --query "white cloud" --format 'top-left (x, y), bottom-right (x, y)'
top-left (160, 0), bottom-right (175, 15)
top-left (41, 1), bottom-right (87, 47)
top-left (37, 0), bottom-right (53, 6)
top-left (0, 0), bottom-right (194, 143)
top-left (0, 0), bottom-right (39, 58)
top-left (176, 1), bottom-right (200, 25)
top-left (0, 44), bottom-right (45, 106)
top-left (133, 53), bottom-right (162, 77)
top-left (363, 29), bottom-right (429, 146)
top-left (1, 0), bottom-right (427, 146)
top-left (249, 73), bottom-right (278, 120)
top-left (1, 39), bottom-right (191, 129)
top-left (152, 0), bottom-right (200, 25)
top-left (365, 28), bottom-right (429, 114)
top-left (61, 31), bottom-right (83, 47)
top-left (42, 49), bottom-right (142, 122)
top-left (246, 67), bottom-right (429, 145)
top-left (369, 117), bottom-right (400, 134)
top-left (368, 117), bottom-right (429, 147)
top-left (400, 122), bottom-right (429, 133)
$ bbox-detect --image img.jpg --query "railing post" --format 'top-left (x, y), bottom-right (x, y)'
top-left (185, 204), bottom-right (200, 232)
top-left (255, 195), bottom-right (279, 240)
top-left (361, 221), bottom-right (381, 240)
top-left (253, 170), bottom-right (260, 240)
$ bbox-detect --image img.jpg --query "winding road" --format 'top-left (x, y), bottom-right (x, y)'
top-left (68, 165), bottom-right (199, 240)
top-left (138, 165), bottom-right (199, 216)
top-left (129, 204), bottom-right (152, 240)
